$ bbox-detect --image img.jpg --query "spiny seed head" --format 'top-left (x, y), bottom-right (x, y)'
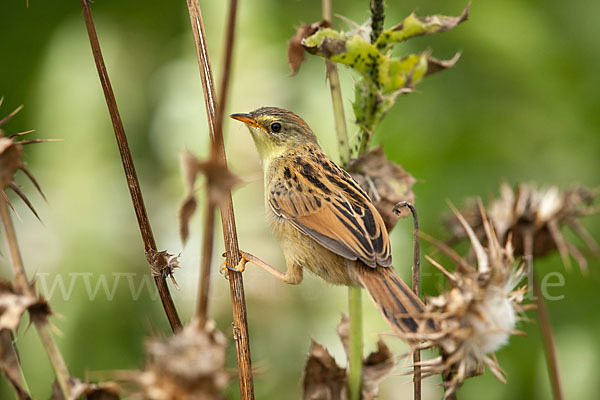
top-left (138, 320), bottom-right (229, 400)
top-left (446, 182), bottom-right (600, 272)
top-left (0, 138), bottom-right (23, 188)
top-left (415, 202), bottom-right (529, 399)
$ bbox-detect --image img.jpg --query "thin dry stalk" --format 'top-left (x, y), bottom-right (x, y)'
top-left (196, 0), bottom-right (239, 328)
top-left (79, 0), bottom-right (182, 332)
top-left (0, 196), bottom-right (72, 398)
top-left (185, 1), bottom-right (255, 398)
top-left (524, 230), bottom-right (564, 400)
top-left (394, 201), bottom-right (421, 400)
top-left (197, 201), bottom-right (215, 326)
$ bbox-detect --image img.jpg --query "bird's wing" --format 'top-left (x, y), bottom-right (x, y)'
top-left (267, 151), bottom-right (391, 268)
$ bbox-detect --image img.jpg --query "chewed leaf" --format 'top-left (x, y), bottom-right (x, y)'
top-left (375, 3), bottom-right (470, 52)
top-left (303, 31), bottom-right (434, 94)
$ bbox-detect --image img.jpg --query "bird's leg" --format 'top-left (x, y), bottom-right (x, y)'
top-left (221, 250), bottom-right (302, 285)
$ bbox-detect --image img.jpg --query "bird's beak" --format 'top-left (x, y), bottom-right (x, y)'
top-left (230, 113), bottom-right (267, 132)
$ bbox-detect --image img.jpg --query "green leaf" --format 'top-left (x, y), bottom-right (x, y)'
top-left (301, 3), bottom-right (469, 153)
top-left (303, 32), bottom-right (436, 94)
top-left (375, 3), bottom-right (470, 52)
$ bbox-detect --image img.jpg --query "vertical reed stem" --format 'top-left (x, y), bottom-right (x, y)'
top-left (396, 201), bottom-right (422, 400)
top-left (185, 1), bottom-right (254, 398)
top-left (196, 200), bottom-right (215, 326)
top-left (524, 230), bottom-right (564, 400)
top-left (80, 0), bottom-right (182, 332)
top-left (322, 0), bottom-right (349, 168)
top-left (321, 1), bottom-right (360, 396)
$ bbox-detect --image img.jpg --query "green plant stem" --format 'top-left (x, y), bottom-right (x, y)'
top-left (327, 63), bottom-right (350, 166)
top-left (348, 287), bottom-right (363, 400)
top-left (370, 0), bottom-right (385, 43)
top-left (320, 2), bottom-right (360, 397)
top-left (323, 5), bottom-right (349, 166)
top-left (322, 0), bottom-right (349, 167)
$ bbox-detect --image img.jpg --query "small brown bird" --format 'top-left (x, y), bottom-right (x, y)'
top-left (230, 107), bottom-right (427, 335)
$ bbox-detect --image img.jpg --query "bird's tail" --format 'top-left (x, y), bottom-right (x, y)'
top-left (356, 265), bottom-right (434, 336)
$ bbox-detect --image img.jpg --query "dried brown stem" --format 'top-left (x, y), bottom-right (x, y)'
top-left (394, 201), bottom-right (421, 400)
top-left (0, 196), bottom-right (72, 398)
top-left (197, 200), bottom-right (215, 326)
top-left (197, 0), bottom-right (239, 326)
top-left (524, 230), bottom-right (564, 400)
top-left (185, 1), bottom-right (255, 399)
top-left (80, 0), bottom-right (182, 332)
top-left (214, 0), bottom-right (238, 157)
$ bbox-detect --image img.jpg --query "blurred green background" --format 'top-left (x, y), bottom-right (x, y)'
top-left (0, 0), bottom-right (599, 399)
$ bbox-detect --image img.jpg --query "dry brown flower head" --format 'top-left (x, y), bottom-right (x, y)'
top-left (415, 202), bottom-right (529, 399)
top-left (135, 319), bottom-right (229, 400)
top-left (303, 314), bottom-right (395, 400)
top-left (349, 146), bottom-right (416, 230)
top-left (445, 182), bottom-right (599, 273)
top-left (0, 98), bottom-right (57, 221)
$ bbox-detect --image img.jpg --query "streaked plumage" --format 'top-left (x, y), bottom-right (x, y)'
top-left (231, 107), bottom-right (428, 335)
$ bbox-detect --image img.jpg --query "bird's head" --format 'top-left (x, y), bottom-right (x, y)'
top-left (230, 107), bottom-right (317, 166)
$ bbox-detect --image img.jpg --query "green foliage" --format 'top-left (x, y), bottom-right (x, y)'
top-left (374, 6), bottom-right (469, 52)
top-left (302, 4), bottom-right (469, 155)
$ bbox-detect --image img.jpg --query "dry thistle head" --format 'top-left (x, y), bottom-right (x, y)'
top-left (0, 99), bottom-right (52, 220)
top-left (417, 203), bottom-right (529, 399)
top-left (134, 319), bottom-right (229, 400)
top-left (0, 279), bottom-right (51, 330)
top-left (303, 314), bottom-right (395, 400)
top-left (445, 182), bottom-right (600, 272)
top-left (51, 378), bottom-right (120, 400)
top-left (349, 146), bottom-right (416, 230)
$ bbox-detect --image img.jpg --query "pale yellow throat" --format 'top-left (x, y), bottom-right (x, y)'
top-left (247, 125), bottom-right (289, 168)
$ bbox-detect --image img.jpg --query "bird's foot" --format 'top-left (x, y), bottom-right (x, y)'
top-left (220, 250), bottom-right (250, 279)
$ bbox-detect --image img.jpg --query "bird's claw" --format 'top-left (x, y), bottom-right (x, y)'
top-left (220, 251), bottom-right (249, 279)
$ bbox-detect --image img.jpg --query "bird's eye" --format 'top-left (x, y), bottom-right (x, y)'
top-left (270, 122), bottom-right (282, 133)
